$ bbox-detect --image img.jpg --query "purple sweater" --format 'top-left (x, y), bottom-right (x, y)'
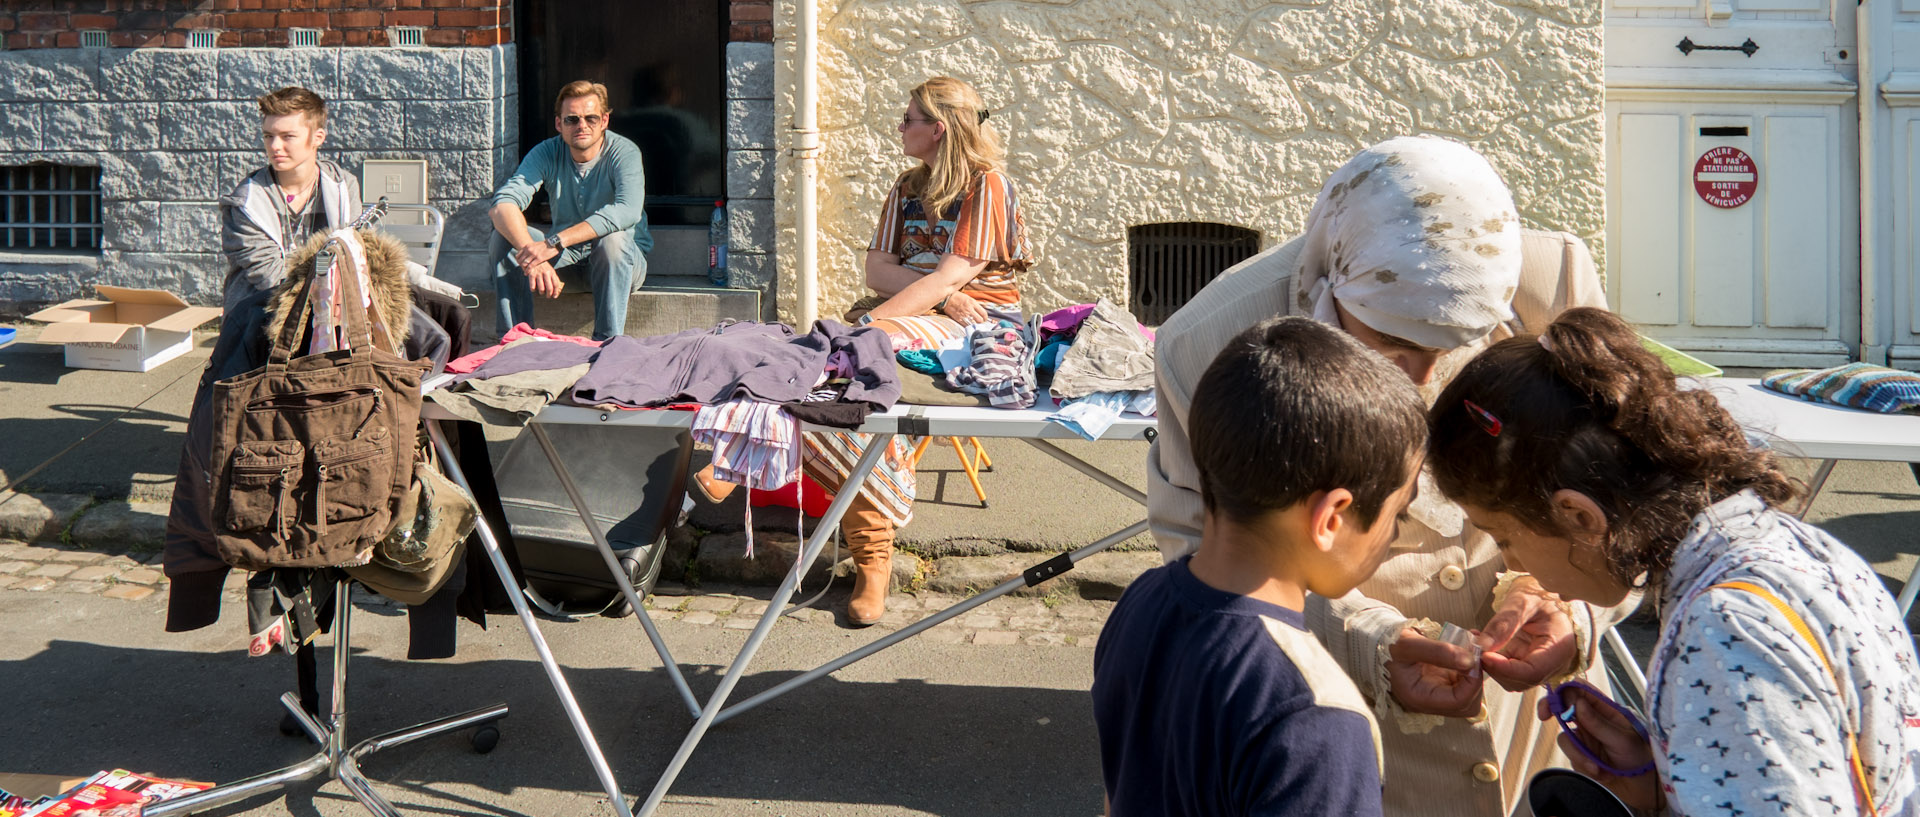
top-left (463, 320), bottom-right (899, 410)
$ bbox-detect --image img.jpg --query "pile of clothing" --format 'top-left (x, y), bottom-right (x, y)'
top-left (432, 319), bottom-right (903, 555)
top-left (892, 299), bottom-right (1157, 440)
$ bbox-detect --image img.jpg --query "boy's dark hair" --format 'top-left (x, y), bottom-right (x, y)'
top-left (257, 86), bottom-right (327, 129)
top-left (1189, 316), bottom-right (1427, 527)
top-left (1429, 307), bottom-right (1795, 588)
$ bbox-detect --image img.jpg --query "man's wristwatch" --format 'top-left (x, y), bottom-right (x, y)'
top-left (544, 233), bottom-right (564, 251)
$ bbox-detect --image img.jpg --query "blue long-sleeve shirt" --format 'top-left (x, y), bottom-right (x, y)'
top-left (493, 131), bottom-right (653, 255)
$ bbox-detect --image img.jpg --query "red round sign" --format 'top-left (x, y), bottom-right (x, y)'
top-left (1693, 147), bottom-right (1758, 209)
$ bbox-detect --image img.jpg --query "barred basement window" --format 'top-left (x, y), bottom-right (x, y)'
top-left (80, 30), bottom-right (111, 48)
top-left (188, 29), bottom-right (220, 49)
top-left (289, 28), bottom-right (322, 48)
top-left (1127, 222), bottom-right (1260, 325)
top-left (1, 165), bottom-right (103, 251)
top-left (390, 27), bottom-right (426, 48)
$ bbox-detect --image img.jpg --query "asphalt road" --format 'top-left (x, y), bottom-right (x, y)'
top-left (0, 585), bottom-right (1107, 817)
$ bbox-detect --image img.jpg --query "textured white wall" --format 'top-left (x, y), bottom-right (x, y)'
top-left (772, 0), bottom-right (1605, 321)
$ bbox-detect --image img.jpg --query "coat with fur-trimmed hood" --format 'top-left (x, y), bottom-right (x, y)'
top-left (266, 228), bottom-right (415, 351)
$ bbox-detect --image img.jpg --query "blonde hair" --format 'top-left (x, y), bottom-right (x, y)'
top-left (554, 80), bottom-right (610, 116)
top-left (899, 77), bottom-right (1003, 219)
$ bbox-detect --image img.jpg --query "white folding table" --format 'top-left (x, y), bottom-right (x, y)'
top-left (426, 376), bottom-right (1920, 815)
top-left (422, 393), bottom-right (1154, 817)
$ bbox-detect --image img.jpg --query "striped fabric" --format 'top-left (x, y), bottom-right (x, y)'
top-left (691, 399), bottom-right (801, 491)
top-left (801, 432), bottom-right (916, 527)
top-left (869, 313), bottom-right (972, 352)
top-left (868, 170), bottom-right (1031, 306)
top-left (1762, 362), bottom-right (1920, 413)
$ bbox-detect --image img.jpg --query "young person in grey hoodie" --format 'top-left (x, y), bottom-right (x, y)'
top-left (218, 86), bottom-right (362, 313)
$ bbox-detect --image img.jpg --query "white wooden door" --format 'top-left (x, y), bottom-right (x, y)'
top-left (1605, 0), bottom-right (1861, 367)
top-left (1883, 1), bottom-right (1920, 368)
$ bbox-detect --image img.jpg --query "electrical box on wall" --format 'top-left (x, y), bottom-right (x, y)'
top-left (360, 159), bottom-right (429, 224)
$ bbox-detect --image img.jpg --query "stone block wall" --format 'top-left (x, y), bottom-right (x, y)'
top-left (0, 44), bottom-right (515, 310)
top-left (727, 1), bottom-right (777, 318)
top-left (771, 0), bottom-right (1606, 321)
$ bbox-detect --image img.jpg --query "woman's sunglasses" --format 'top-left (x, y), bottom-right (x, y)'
top-left (1544, 679), bottom-right (1656, 778)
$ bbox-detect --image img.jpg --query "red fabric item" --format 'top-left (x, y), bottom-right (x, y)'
top-left (748, 474), bottom-right (834, 517)
top-left (445, 322), bottom-right (599, 374)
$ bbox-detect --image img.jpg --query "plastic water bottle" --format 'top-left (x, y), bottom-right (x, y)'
top-left (707, 200), bottom-right (729, 287)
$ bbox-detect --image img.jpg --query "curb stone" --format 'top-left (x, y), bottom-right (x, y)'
top-left (0, 493), bottom-right (92, 543)
top-left (924, 550), bottom-right (1160, 599)
top-left (69, 501), bottom-right (169, 551)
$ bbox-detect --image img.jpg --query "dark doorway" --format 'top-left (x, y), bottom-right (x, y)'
top-left (517, 0), bottom-right (726, 227)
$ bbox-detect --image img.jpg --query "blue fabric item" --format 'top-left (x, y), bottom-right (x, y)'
top-left (1044, 390), bottom-right (1134, 441)
top-left (489, 224), bottom-right (647, 341)
top-left (1093, 557), bottom-right (1383, 817)
top-left (1761, 362), bottom-right (1920, 413)
top-left (1035, 337), bottom-right (1070, 373)
top-left (897, 348), bottom-right (945, 375)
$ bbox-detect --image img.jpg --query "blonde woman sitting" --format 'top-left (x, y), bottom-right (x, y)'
top-left (699, 76), bottom-right (1033, 627)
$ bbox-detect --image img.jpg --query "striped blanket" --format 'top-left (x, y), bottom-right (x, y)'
top-left (1761, 362), bottom-right (1920, 413)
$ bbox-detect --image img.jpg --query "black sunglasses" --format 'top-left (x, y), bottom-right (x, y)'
top-left (562, 114), bottom-right (604, 127)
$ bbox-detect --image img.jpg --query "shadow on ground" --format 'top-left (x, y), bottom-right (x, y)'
top-left (0, 638), bottom-right (1102, 816)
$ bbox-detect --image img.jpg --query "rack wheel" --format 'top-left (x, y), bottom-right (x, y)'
top-left (471, 723), bottom-right (501, 754)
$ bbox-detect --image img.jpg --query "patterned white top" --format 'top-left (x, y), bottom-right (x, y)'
top-left (1647, 490), bottom-right (1920, 817)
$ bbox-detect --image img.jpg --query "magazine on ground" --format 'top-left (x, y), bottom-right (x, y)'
top-left (11, 770), bottom-right (210, 817)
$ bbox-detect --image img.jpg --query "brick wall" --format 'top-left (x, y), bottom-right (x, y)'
top-left (729, 0), bottom-right (769, 43)
top-left (1, 2), bottom-right (512, 51)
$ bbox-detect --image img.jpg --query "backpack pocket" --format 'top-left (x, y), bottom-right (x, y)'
top-left (224, 440), bottom-right (306, 538)
top-left (311, 428), bottom-right (395, 534)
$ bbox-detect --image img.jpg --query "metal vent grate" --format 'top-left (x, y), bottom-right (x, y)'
top-left (80, 30), bottom-right (111, 48)
top-left (289, 28), bottom-right (321, 48)
top-left (187, 29), bottom-right (220, 49)
top-left (1127, 222), bottom-right (1260, 325)
top-left (1, 165), bottom-right (104, 251)
top-left (390, 26), bottom-right (426, 48)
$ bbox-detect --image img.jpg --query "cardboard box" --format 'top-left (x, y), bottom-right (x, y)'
top-left (26, 286), bottom-right (222, 372)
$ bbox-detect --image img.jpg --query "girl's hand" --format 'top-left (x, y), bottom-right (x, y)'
top-left (1536, 690), bottom-right (1662, 811)
top-left (941, 290), bottom-right (990, 325)
top-left (1477, 580), bottom-right (1579, 691)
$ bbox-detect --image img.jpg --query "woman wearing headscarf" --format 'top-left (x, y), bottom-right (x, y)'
top-left (695, 76), bottom-right (1032, 628)
top-left (1147, 135), bottom-right (1627, 817)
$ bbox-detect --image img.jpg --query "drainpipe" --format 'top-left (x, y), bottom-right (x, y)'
top-left (792, 0), bottom-right (821, 328)
top-left (1857, 0), bottom-right (1885, 364)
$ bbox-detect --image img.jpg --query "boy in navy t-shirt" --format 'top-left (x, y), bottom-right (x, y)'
top-left (1093, 316), bottom-right (1427, 817)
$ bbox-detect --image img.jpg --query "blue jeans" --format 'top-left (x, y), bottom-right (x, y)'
top-left (491, 226), bottom-right (646, 341)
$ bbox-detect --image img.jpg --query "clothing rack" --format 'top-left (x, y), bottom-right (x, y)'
top-left (147, 577), bottom-right (509, 817)
top-left (150, 198), bottom-right (512, 817)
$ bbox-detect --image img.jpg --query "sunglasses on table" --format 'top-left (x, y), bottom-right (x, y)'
top-left (1544, 679), bottom-right (1656, 778)
top-left (562, 114), bottom-right (605, 127)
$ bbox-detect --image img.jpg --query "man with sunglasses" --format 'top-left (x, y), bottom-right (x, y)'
top-left (488, 80), bottom-right (653, 341)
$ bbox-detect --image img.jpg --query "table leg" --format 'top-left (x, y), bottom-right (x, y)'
top-left (1024, 439), bottom-right (1148, 505)
top-left (527, 423), bottom-right (701, 717)
top-left (427, 421), bottom-right (635, 817)
top-left (632, 434), bottom-right (896, 817)
top-left (714, 519), bottom-right (1150, 726)
top-left (1787, 459), bottom-right (1837, 520)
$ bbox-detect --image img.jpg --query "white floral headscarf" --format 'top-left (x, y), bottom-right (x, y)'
top-left (1295, 135), bottom-right (1523, 350)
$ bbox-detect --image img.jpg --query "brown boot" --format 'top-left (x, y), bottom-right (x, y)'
top-left (843, 497), bottom-right (894, 627)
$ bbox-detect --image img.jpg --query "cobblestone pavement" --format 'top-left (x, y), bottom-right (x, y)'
top-left (0, 540), bottom-right (167, 600)
top-left (645, 583), bottom-right (1111, 649)
top-left (0, 538), bottom-right (1116, 648)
